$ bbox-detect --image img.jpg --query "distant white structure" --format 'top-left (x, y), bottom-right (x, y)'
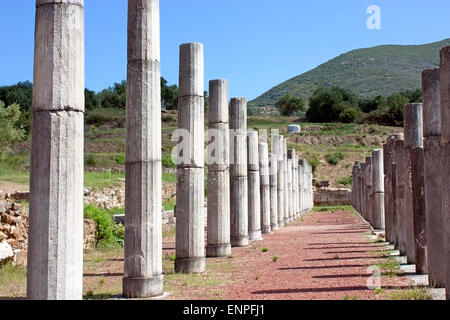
top-left (287, 124), bottom-right (302, 134)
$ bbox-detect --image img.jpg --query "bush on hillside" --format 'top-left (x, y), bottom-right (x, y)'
top-left (275, 94), bottom-right (305, 116)
top-left (0, 102), bottom-right (25, 160)
top-left (306, 87), bottom-right (358, 123)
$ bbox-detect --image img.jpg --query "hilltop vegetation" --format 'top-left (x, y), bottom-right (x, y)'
top-left (250, 38), bottom-right (450, 109)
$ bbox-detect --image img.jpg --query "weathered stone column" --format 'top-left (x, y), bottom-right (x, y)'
top-left (299, 160), bottom-right (304, 214)
top-left (394, 139), bottom-right (408, 255)
top-left (272, 135), bottom-right (285, 228)
top-left (287, 150), bottom-right (296, 220)
top-left (206, 79), bottom-right (231, 257)
top-left (230, 98), bottom-right (249, 247)
top-left (269, 153), bottom-right (279, 231)
top-left (352, 161), bottom-right (360, 212)
top-left (307, 161), bottom-right (313, 210)
top-left (372, 150), bottom-right (385, 230)
top-left (360, 162), bottom-right (367, 218)
top-left (122, 0), bottom-right (163, 297)
top-left (422, 68), bottom-right (444, 285)
top-left (175, 43), bottom-right (205, 273)
top-left (259, 142), bottom-right (271, 234)
top-left (293, 153), bottom-right (299, 219)
top-left (384, 135), bottom-right (399, 244)
top-left (439, 47), bottom-right (450, 299)
top-left (247, 131), bottom-right (262, 241)
top-left (287, 158), bottom-right (293, 222)
top-left (365, 157), bottom-right (373, 223)
top-left (404, 103), bottom-right (424, 267)
top-left (283, 139), bottom-right (289, 224)
top-left (27, 0), bottom-right (84, 300)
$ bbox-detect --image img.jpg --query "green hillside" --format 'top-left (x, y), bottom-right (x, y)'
top-left (249, 38), bottom-right (450, 109)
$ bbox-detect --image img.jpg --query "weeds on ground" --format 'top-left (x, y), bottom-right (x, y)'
top-left (388, 287), bottom-right (433, 300)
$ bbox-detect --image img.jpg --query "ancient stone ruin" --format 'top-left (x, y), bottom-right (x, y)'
top-left (352, 49), bottom-right (450, 299)
top-left (25, 0), bottom-right (314, 300)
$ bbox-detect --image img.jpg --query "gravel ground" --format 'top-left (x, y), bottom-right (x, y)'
top-left (80, 209), bottom-right (413, 300)
top-left (219, 210), bottom-right (411, 300)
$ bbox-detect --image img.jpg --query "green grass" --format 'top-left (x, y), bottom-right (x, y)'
top-left (162, 172), bottom-right (176, 183)
top-left (84, 171), bottom-right (125, 189)
top-left (0, 262), bottom-right (27, 298)
top-left (312, 205), bottom-right (355, 213)
top-left (163, 198), bottom-right (176, 211)
top-left (388, 288), bottom-right (433, 300)
top-left (377, 258), bottom-right (401, 277)
top-left (337, 176), bottom-right (353, 186)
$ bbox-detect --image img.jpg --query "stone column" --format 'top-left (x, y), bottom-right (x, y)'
top-left (440, 47), bottom-right (450, 299)
top-left (365, 157), bottom-right (373, 224)
top-left (422, 68), bottom-right (444, 285)
top-left (287, 150), bottom-right (296, 221)
top-left (229, 98), bottom-right (249, 247)
top-left (404, 103), bottom-right (424, 266)
top-left (360, 162), bottom-right (366, 218)
top-left (372, 150), bottom-right (385, 230)
top-left (308, 161), bottom-right (313, 210)
top-left (175, 43), bottom-right (205, 274)
top-left (122, 0), bottom-right (163, 297)
top-left (247, 131), bottom-right (262, 241)
top-left (293, 153), bottom-right (299, 219)
top-left (299, 160), bottom-right (304, 214)
top-left (27, 0), bottom-right (84, 300)
top-left (272, 135), bottom-right (285, 228)
top-left (269, 153), bottom-right (279, 231)
top-left (206, 79), bottom-right (231, 257)
top-left (384, 136), bottom-right (398, 244)
top-left (394, 139), bottom-right (408, 255)
top-left (283, 139), bottom-right (289, 224)
top-left (259, 142), bottom-right (271, 234)
top-left (287, 158), bottom-right (293, 222)
top-left (352, 162), bottom-right (360, 211)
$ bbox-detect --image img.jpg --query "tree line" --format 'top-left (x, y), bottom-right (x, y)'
top-left (275, 86), bottom-right (422, 126)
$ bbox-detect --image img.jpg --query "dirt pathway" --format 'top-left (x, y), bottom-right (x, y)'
top-left (79, 209), bottom-right (413, 300)
top-left (218, 210), bottom-right (410, 300)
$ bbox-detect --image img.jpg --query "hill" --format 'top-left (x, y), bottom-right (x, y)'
top-left (249, 38), bottom-right (450, 109)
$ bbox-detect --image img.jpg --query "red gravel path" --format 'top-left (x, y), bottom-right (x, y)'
top-left (219, 210), bottom-right (410, 300)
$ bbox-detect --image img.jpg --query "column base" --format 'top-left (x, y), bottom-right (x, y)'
top-left (284, 218), bottom-right (290, 225)
top-left (231, 236), bottom-right (249, 247)
top-left (248, 230), bottom-right (262, 241)
top-left (261, 226), bottom-right (272, 234)
top-left (271, 225), bottom-right (279, 231)
top-left (175, 257), bottom-right (206, 274)
top-left (123, 275), bottom-right (163, 298)
top-left (206, 244), bottom-right (232, 258)
top-left (278, 221), bottom-right (285, 228)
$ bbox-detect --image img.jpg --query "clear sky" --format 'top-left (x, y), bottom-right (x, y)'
top-left (0, 0), bottom-right (449, 100)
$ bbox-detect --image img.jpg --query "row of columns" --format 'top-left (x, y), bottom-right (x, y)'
top-left (352, 45), bottom-right (450, 299)
top-left (27, 0), bottom-right (314, 299)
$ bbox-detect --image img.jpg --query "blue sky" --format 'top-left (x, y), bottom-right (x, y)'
top-left (0, 0), bottom-right (449, 100)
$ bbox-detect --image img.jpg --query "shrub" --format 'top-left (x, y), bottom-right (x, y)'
top-left (86, 154), bottom-right (97, 167)
top-left (115, 153), bottom-right (126, 165)
top-left (339, 108), bottom-right (359, 123)
top-left (326, 152), bottom-right (345, 165)
top-left (84, 205), bottom-right (119, 248)
top-left (275, 94), bottom-right (305, 116)
top-left (85, 109), bottom-right (114, 125)
top-left (162, 155), bottom-right (176, 168)
top-left (337, 176), bottom-right (353, 186)
top-left (0, 102), bottom-right (25, 159)
top-left (306, 87), bottom-right (358, 123)
top-left (307, 156), bottom-right (320, 175)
